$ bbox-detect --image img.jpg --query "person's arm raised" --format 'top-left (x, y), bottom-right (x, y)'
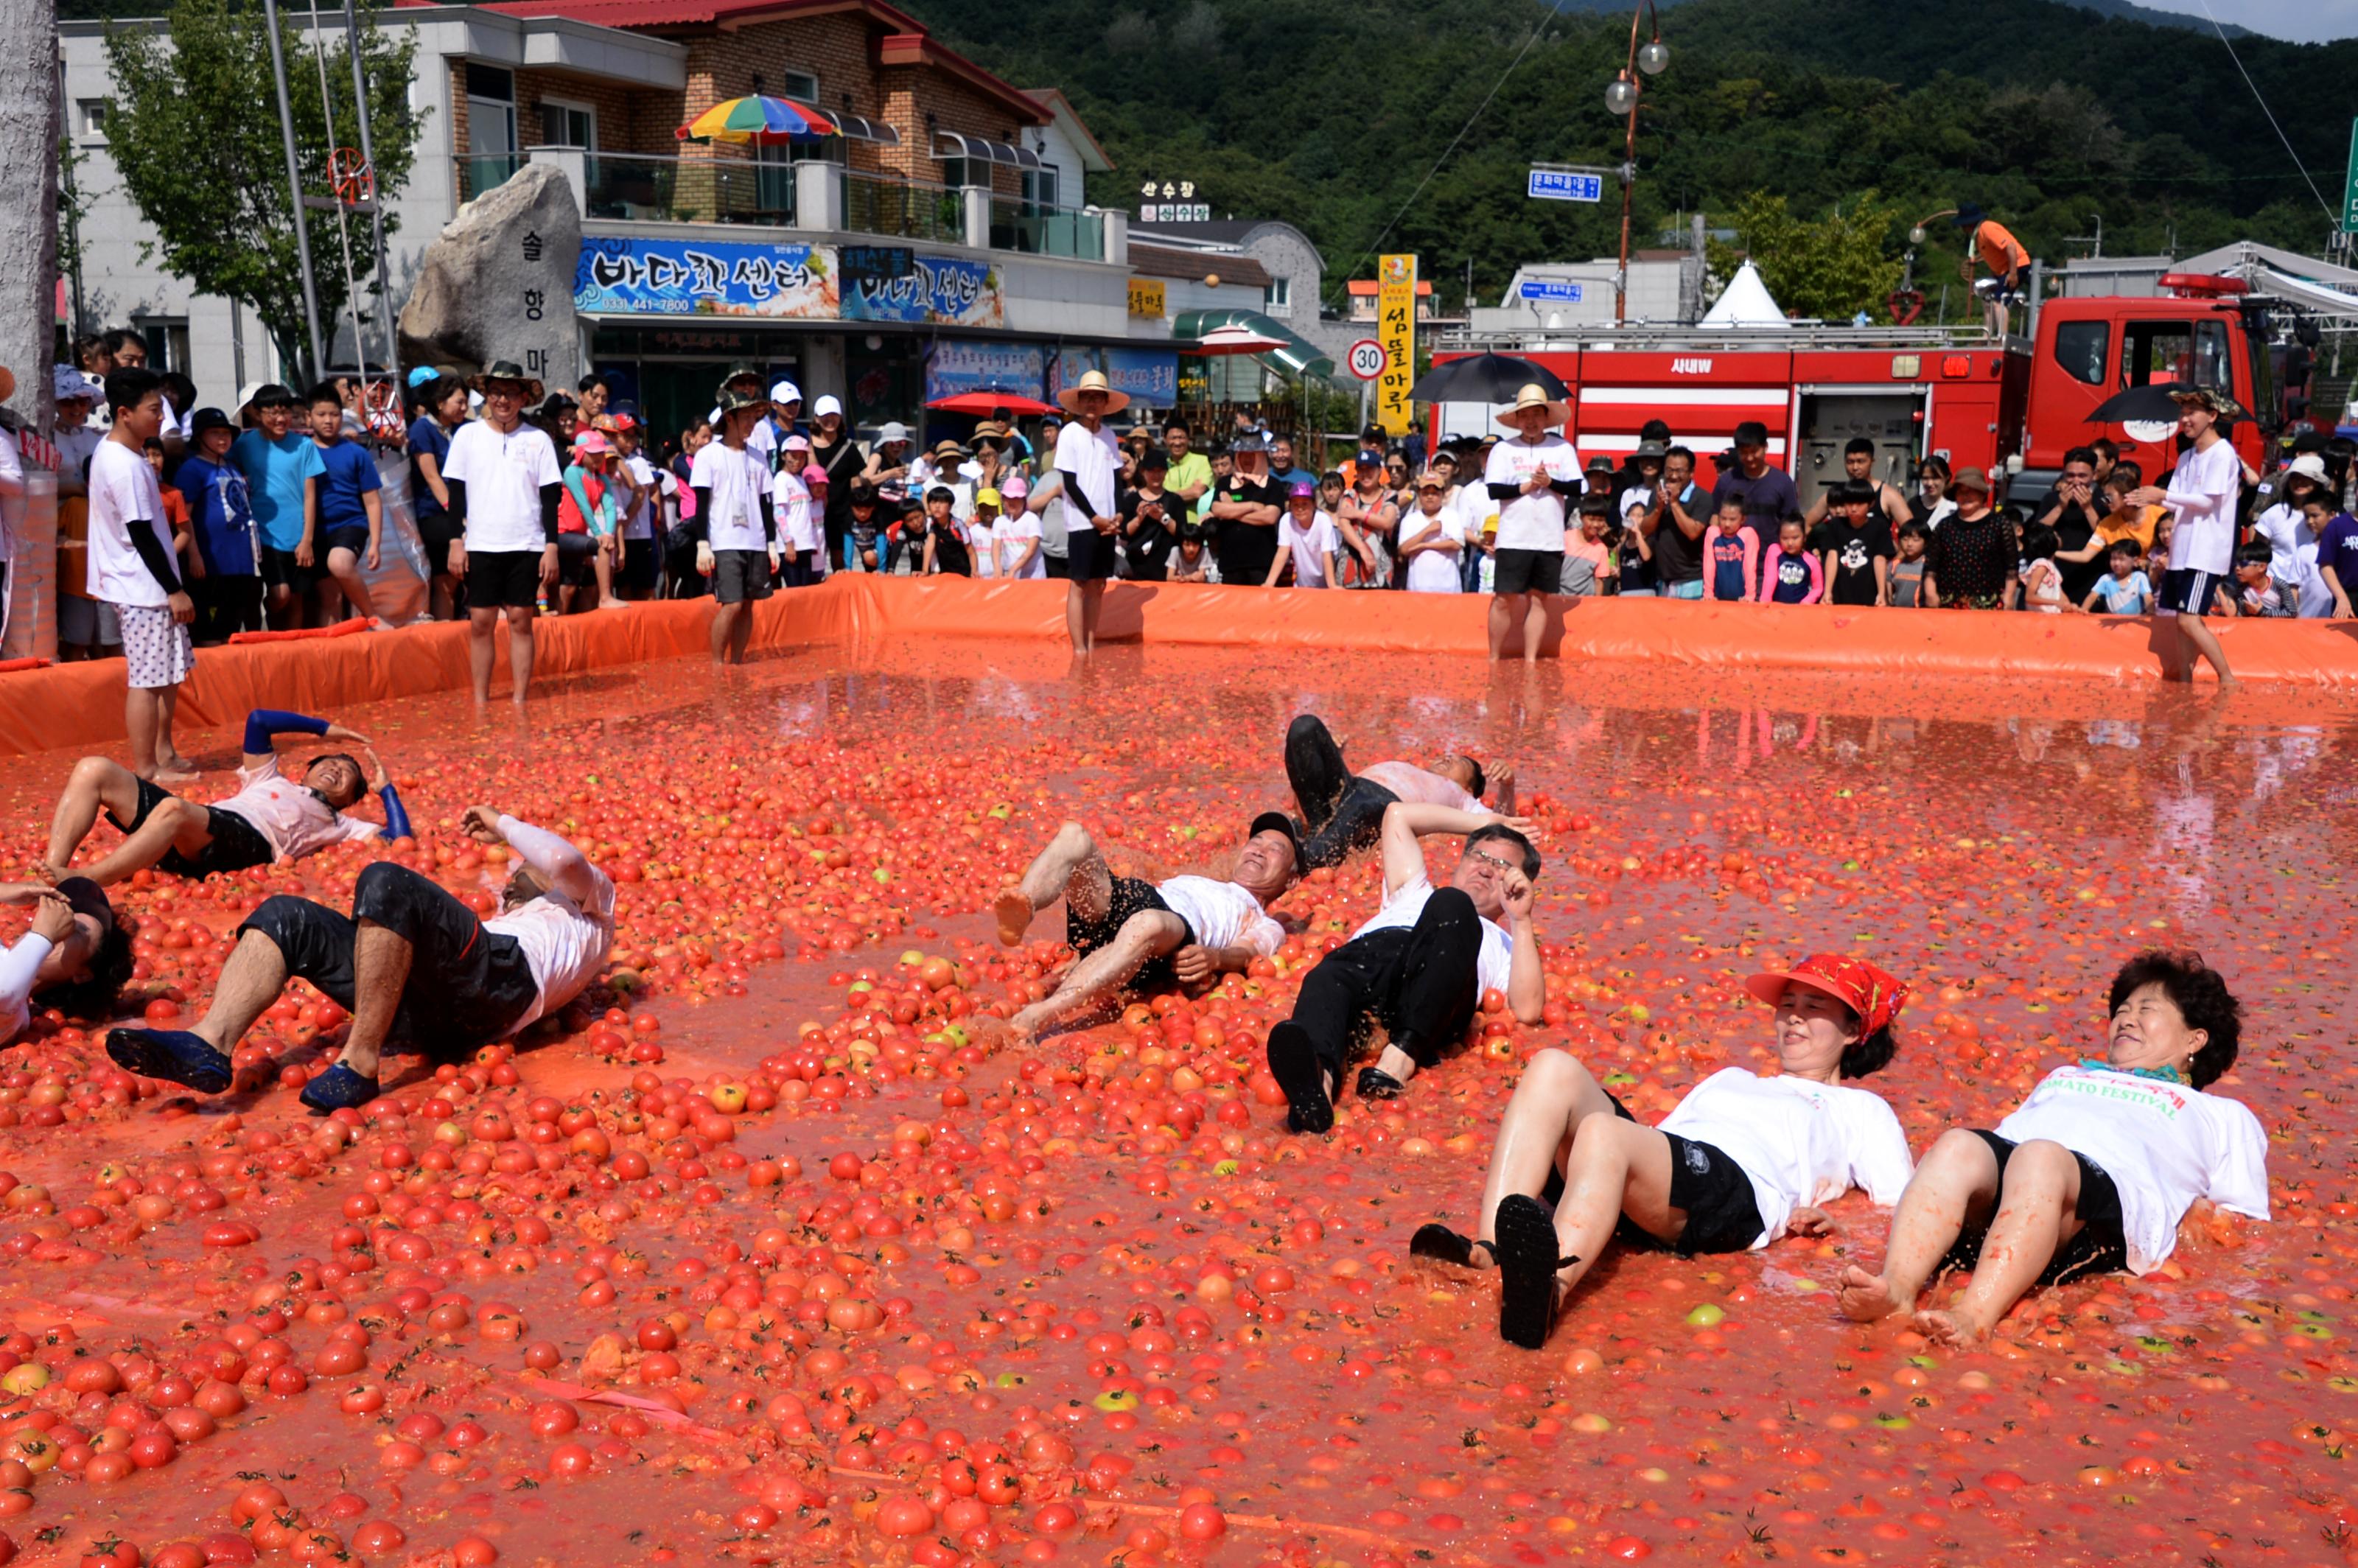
top-left (463, 805), bottom-right (601, 906)
top-left (1500, 869), bottom-right (1544, 1024)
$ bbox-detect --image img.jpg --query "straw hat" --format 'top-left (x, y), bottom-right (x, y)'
top-left (1495, 383), bottom-right (1568, 427)
top-left (1057, 369), bottom-right (1131, 415)
top-left (0, 367), bottom-right (15, 405)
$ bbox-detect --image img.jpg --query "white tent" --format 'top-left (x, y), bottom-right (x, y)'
top-left (1699, 260), bottom-right (1786, 327)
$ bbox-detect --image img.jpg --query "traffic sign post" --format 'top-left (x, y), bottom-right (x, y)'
top-left (1527, 167), bottom-right (1606, 203)
top-left (1346, 339), bottom-right (1388, 382)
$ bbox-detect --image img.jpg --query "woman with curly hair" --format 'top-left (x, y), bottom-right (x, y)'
top-left (1839, 949), bottom-right (2267, 1344)
top-left (1415, 953), bottom-right (1914, 1350)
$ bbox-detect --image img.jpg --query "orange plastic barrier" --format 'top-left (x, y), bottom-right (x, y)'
top-left (0, 576), bottom-right (2350, 757)
top-left (228, 617), bottom-right (374, 645)
top-left (0, 658), bottom-right (50, 674)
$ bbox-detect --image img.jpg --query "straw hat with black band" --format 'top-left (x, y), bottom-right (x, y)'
top-left (1496, 382), bottom-right (1569, 427)
top-left (1057, 369), bottom-right (1130, 416)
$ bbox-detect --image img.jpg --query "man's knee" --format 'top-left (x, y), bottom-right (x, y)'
top-left (69, 755), bottom-right (118, 791)
top-left (351, 862), bottom-right (437, 935)
top-left (1286, 713), bottom-right (1328, 749)
top-left (1116, 909), bottom-right (1185, 959)
top-left (237, 895), bottom-right (312, 955)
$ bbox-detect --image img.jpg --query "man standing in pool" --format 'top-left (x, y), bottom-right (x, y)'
top-left (105, 804), bottom-right (612, 1113)
top-left (43, 708), bottom-right (410, 886)
top-left (1281, 713), bottom-right (1514, 869)
top-left (1268, 798), bottom-right (1544, 1130)
top-left (994, 813), bottom-right (1301, 1038)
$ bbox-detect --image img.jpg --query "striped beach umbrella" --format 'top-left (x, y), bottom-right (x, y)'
top-left (677, 95), bottom-right (837, 145)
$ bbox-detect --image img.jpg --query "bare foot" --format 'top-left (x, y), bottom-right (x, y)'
top-left (1008, 1001), bottom-right (1057, 1039)
top-left (35, 861), bottom-right (69, 886)
top-left (153, 766), bottom-right (200, 785)
top-left (597, 601), bottom-right (631, 612)
top-left (1911, 1306), bottom-right (1986, 1348)
top-left (993, 886), bottom-right (1034, 947)
top-left (1837, 1264), bottom-right (1906, 1323)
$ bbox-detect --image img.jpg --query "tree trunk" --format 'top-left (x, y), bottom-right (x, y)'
top-left (0, 0), bottom-right (58, 433)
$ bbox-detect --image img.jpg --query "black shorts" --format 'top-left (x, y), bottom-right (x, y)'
top-left (261, 546), bottom-right (320, 593)
top-left (713, 547), bottom-right (772, 603)
top-left (1493, 547), bottom-right (1563, 596)
top-left (1556, 1093), bottom-right (1768, 1256)
top-left (1066, 876), bottom-right (1194, 990)
top-left (105, 779), bottom-right (274, 880)
top-left (416, 511), bottom-right (461, 565)
top-left (777, 554), bottom-right (820, 589)
top-left (466, 548), bottom-right (545, 611)
top-left (320, 525), bottom-right (371, 559)
top-left (556, 531), bottom-right (598, 586)
top-left (1942, 1131), bottom-right (2130, 1286)
top-left (2157, 567), bottom-right (2218, 617)
top-left (241, 864), bottom-right (539, 1054)
top-left (622, 538), bottom-right (657, 590)
top-left (1064, 528), bottom-right (1119, 582)
top-left (1042, 553), bottom-right (1070, 580)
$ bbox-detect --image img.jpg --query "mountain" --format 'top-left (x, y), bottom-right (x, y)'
top-left (902, 0), bottom-right (2341, 313)
top-left (1547, 0), bottom-right (2250, 37)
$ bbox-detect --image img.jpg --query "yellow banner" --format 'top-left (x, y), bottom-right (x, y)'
top-left (1375, 253), bottom-right (1417, 437)
top-left (1127, 278), bottom-right (1166, 318)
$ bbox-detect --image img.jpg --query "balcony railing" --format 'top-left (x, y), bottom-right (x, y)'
top-left (988, 195), bottom-right (1105, 261)
top-left (454, 152), bottom-right (524, 203)
top-left (582, 153), bottom-right (795, 225)
top-left (842, 169), bottom-right (962, 243)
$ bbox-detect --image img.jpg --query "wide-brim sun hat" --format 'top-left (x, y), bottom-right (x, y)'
top-left (1057, 369), bottom-right (1132, 416)
top-left (1496, 382), bottom-right (1568, 427)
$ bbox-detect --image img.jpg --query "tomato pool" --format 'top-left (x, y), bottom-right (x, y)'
top-left (0, 640), bottom-right (2349, 1568)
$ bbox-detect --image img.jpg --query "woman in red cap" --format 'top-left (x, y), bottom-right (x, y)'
top-left (1838, 948), bottom-right (2267, 1345)
top-left (1415, 953), bottom-right (1913, 1349)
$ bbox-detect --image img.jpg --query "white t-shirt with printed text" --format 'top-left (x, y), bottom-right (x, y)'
top-left (1278, 511), bottom-right (1338, 587)
top-left (691, 441), bottom-right (770, 553)
top-left (1483, 435), bottom-right (1581, 553)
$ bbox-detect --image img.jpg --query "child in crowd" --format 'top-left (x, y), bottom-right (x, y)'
top-left (174, 407), bottom-right (264, 643)
top-left (970, 488), bottom-right (1002, 579)
top-left (1704, 499), bottom-right (1758, 602)
top-left (1415, 954), bottom-right (1912, 1349)
top-left (559, 430), bottom-right (620, 610)
top-left (2018, 522), bottom-right (2067, 613)
top-left (1169, 525), bottom-right (1214, 584)
top-left (1890, 522), bottom-right (1930, 607)
top-left (1757, 517), bottom-right (1822, 604)
top-left (997, 483), bottom-right (1044, 581)
top-left (918, 486), bottom-right (973, 578)
top-left (2147, 514), bottom-right (2174, 578)
top-left (1562, 494), bottom-right (1615, 597)
top-left (1396, 471), bottom-right (1465, 594)
top-left (610, 414), bottom-right (669, 602)
top-left (147, 440), bottom-right (192, 575)
top-left (1270, 481), bottom-right (1337, 589)
top-left (772, 435), bottom-right (824, 588)
top-left (1839, 950), bottom-right (2266, 1345)
top-left (2083, 541), bottom-right (2152, 615)
top-left (2228, 539), bottom-right (2293, 617)
top-left (306, 384), bottom-right (384, 626)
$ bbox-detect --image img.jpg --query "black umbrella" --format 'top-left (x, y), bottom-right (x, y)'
top-left (2083, 382), bottom-right (2191, 425)
top-left (1408, 353), bottom-right (1570, 405)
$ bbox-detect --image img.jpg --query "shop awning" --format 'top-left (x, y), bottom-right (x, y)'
top-left (933, 131), bottom-right (1041, 169)
top-left (832, 113), bottom-right (900, 146)
top-left (1172, 308), bottom-right (1334, 380)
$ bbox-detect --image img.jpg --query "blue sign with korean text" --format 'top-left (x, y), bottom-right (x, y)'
top-left (925, 342), bottom-right (1046, 404)
top-left (841, 253), bottom-right (1007, 329)
top-left (573, 236), bottom-right (837, 318)
top-left (1518, 279), bottom-right (1586, 302)
top-left (1527, 169), bottom-right (1603, 203)
top-left (1051, 348), bottom-right (1180, 407)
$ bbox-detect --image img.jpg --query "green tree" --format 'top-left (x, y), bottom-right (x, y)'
top-left (103, 0), bottom-right (421, 371)
top-left (1707, 189), bottom-right (1904, 322)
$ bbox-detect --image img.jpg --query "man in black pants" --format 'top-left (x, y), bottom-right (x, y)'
top-left (1267, 799), bottom-right (1545, 1133)
top-left (1282, 713), bottom-right (1513, 869)
top-left (107, 806), bottom-right (613, 1114)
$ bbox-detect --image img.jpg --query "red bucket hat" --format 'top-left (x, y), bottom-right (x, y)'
top-left (1745, 954), bottom-right (1908, 1035)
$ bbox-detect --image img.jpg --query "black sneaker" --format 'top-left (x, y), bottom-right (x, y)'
top-left (299, 1063), bottom-right (381, 1115)
top-left (1265, 1022), bottom-right (1332, 1134)
top-left (1494, 1194), bottom-right (1571, 1351)
top-left (106, 1028), bottom-right (233, 1094)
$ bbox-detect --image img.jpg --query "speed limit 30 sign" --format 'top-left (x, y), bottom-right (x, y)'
top-left (1346, 339), bottom-right (1388, 381)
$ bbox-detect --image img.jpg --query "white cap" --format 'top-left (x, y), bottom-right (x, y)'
top-left (2286, 452), bottom-right (2330, 483)
top-left (812, 394), bottom-right (843, 419)
top-left (707, 405), bottom-right (722, 425)
top-left (876, 421), bottom-right (910, 444)
top-left (54, 365), bottom-right (97, 401)
top-left (770, 379), bottom-right (802, 406)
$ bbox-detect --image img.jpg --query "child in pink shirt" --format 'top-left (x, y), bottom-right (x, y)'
top-left (1757, 518), bottom-right (1823, 604)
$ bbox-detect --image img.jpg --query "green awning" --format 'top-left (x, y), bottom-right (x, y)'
top-left (1172, 308), bottom-right (1334, 381)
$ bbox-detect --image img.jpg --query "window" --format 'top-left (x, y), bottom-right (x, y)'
top-left (464, 63), bottom-right (519, 196)
top-left (2121, 321), bottom-right (2191, 388)
top-left (130, 319), bottom-right (192, 377)
top-left (76, 99), bottom-right (109, 140)
top-left (538, 101), bottom-right (595, 149)
top-left (1264, 276), bottom-right (1292, 315)
top-left (781, 69), bottom-right (819, 103)
top-left (1021, 167), bottom-right (1059, 211)
top-left (939, 155), bottom-right (978, 189)
top-left (2051, 320), bottom-right (2107, 385)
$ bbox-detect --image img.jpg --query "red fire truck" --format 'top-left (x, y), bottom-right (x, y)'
top-left (1437, 276), bottom-right (2286, 505)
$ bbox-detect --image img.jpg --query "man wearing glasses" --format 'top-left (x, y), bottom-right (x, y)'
top-left (1266, 799), bottom-right (1546, 1133)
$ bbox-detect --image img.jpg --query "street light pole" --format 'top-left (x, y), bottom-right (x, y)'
top-left (1607, 1), bottom-right (1668, 325)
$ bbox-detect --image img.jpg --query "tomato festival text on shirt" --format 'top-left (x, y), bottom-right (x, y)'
top-left (2051, 1067), bottom-right (2188, 1119)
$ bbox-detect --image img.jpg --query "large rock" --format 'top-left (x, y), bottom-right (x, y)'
top-left (397, 162), bottom-right (580, 391)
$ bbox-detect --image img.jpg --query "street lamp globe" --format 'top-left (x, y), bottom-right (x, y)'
top-left (1637, 38), bottom-right (1669, 74)
top-left (1604, 75), bottom-right (1640, 116)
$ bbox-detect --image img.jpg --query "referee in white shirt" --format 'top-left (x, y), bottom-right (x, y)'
top-left (442, 360), bottom-right (564, 705)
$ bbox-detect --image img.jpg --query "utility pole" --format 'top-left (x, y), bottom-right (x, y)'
top-left (1, 2), bottom-right (60, 433)
top-left (340, 0), bottom-right (398, 375)
top-left (262, 0), bottom-right (326, 381)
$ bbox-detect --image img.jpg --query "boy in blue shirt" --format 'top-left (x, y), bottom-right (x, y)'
top-left (306, 382), bottom-right (385, 625)
top-left (175, 407), bottom-right (265, 643)
top-left (228, 382), bottom-right (324, 629)
top-left (2082, 541), bottom-right (2152, 615)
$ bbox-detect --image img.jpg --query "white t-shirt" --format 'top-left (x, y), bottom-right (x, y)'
top-left (1483, 435), bottom-right (1580, 552)
top-left (1000, 510), bottom-right (1046, 579)
top-left (1656, 1068), bottom-right (1914, 1247)
top-left (1278, 511), bottom-right (1337, 587)
top-left (1994, 1063), bottom-right (2270, 1274)
top-left (0, 931), bottom-right (53, 1044)
top-left (0, 426), bottom-right (22, 563)
top-left (1052, 419), bottom-right (1121, 539)
top-left (87, 439), bottom-right (174, 607)
top-left (968, 516), bottom-right (998, 578)
top-left (2163, 438), bottom-right (2241, 577)
top-left (620, 454), bottom-right (662, 542)
top-left (213, 753), bottom-right (382, 861)
top-left (482, 816), bottom-right (616, 1034)
top-left (1398, 505), bottom-right (1464, 593)
top-left (55, 426), bottom-right (102, 493)
top-left (773, 466), bottom-right (823, 556)
top-left (443, 419), bottom-right (561, 554)
top-left (746, 419), bottom-right (779, 466)
top-left (2249, 503), bottom-right (2331, 617)
top-left (1359, 761), bottom-right (1478, 811)
top-left (692, 441), bottom-right (769, 553)
top-left (1352, 872), bottom-right (1512, 998)
top-left (1154, 875), bottom-right (1282, 957)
